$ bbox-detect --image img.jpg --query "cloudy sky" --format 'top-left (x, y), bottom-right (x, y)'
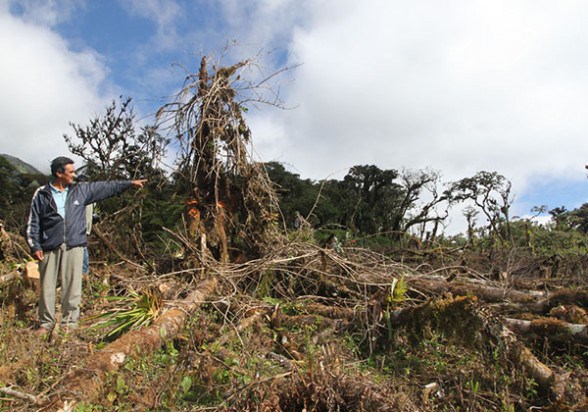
top-left (2, 0), bottom-right (588, 229)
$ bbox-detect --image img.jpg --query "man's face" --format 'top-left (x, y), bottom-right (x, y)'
top-left (56, 163), bottom-right (76, 186)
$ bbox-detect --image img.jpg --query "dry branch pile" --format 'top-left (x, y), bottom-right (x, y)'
top-left (1, 224), bottom-right (588, 410)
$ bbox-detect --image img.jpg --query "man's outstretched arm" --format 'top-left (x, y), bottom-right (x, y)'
top-left (85, 179), bottom-right (148, 204)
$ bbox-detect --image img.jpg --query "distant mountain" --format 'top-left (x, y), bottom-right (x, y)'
top-left (0, 154), bottom-right (43, 175)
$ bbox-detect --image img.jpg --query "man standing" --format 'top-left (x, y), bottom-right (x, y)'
top-left (26, 156), bottom-right (146, 335)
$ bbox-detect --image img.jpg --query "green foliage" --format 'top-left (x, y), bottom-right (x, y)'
top-left (524, 377), bottom-right (539, 399)
top-left (267, 162), bottom-right (449, 242)
top-left (382, 275), bottom-right (409, 343)
top-left (256, 272), bottom-right (276, 298)
top-left (449, 171), bottom-right (514, 246)
top-left (389, 275), bottom-right (408, 306)
top-left (0, 155), bottom-right (47, 227)
top-left (88, 289), bottom-right (162, 340)
top-left (503, 218), bottom-right (588, 257)
top-left (180, 375), bottom-right (193, 396)
top-left (266, 162), bottom-right (369, 232)
top-left (341, 164), bottom-right (404, 234)
top-left (556, 203), bottom-right (588, 234)
top-left (0, 156), bottom-right (19, 211)
top-left (73, 402), bottom-right (109, 411)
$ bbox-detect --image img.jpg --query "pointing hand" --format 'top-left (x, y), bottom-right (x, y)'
top-left (131, 179), bottom-right (148, 188)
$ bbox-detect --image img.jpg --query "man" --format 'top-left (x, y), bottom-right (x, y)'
top-left (26, 156), bottom-right (146, 335)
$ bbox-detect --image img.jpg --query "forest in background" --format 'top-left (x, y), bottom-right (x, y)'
top-left (0, 135), bottom-right (588, 257)
top-left (4, 131), bottom-right (588, 262)
top-left (0, 58), bottom-right (588, 411)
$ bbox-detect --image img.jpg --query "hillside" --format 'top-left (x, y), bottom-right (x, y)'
top-left (0, 154), bottom-right (43, 175)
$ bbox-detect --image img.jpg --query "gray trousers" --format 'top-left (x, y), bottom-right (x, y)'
top-left (38, 244), bottom-right (84, 329)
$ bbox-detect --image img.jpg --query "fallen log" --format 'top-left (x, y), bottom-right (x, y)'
top-left (528, 289), bottom-right (588, 313)
top-left (301, 301), bottom-right (358, 320)
top-left (390, 296), bottom-right (571, 401)
top-left (50, 277), bottom-right (217, 408)
top-left (409, 276), bottom-right (543, 304)
top-left (0, 271), bottom-right (18, 283)
top-left (504, 317), bottom-right (588, 345)
top-left (0, 386), bottom-right (44, 405)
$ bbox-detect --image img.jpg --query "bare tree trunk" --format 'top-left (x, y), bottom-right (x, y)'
top-left (504, 317), bottom-right (588, 345)
top-left (0, 386), bottom-right (43, 405)
top-left (409, 276), bottom-right (544, 304)
top-left (50, 277), bottom-right (217, 408)
top-left (528, 289), bottom-right (588, 314)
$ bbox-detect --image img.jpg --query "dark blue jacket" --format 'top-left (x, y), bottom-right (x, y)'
top-left (26, 181), bottom-right (132, 252)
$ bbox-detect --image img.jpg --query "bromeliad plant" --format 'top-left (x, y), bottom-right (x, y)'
top-left (89, 288), bottom-right (163, 340)
top-left (384, 275), bottom-right (408, 343)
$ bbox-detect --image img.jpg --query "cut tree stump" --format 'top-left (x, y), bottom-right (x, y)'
top-left (24, 261), bottom-right (40, 296)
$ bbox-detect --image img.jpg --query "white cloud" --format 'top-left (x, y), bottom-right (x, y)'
top-left (224, 0), bottom-right (588, 196)
top-left (0, 8), bottom-right (109, 172)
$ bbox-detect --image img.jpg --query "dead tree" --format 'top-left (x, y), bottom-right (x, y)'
top-left (158, 57), bottom-right (280, 268)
